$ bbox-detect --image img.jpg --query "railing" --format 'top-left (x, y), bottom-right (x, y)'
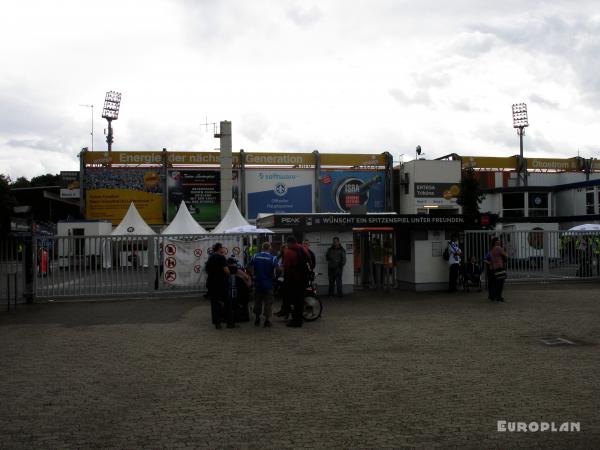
top-left (464, 230), bottom-right (600, 281)
top-left (0, 237), bottom-right (24, 308)
top-left (30, 234), bottom-right (265, 299)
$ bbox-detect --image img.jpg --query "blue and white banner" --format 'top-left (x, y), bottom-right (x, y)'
top-left (246, 170), bottom-right (314, 219)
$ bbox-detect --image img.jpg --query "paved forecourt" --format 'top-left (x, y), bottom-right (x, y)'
top-left (0, 284), bottom-right (599, 449)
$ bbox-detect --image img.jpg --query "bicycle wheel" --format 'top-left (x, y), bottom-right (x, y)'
top-left (303, 295), bottom-right (322, 321)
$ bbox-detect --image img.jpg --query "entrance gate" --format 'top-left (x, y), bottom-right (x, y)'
top-left (464, 230), bottom-right (600, 281)
top-left (353, 228), bottom-right (396, 289)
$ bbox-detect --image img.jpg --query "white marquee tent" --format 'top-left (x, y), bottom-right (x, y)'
top-left (162, 201), bottom-right (208, 235)
top-left (107, 202), bottom-right (156, 268)
top-left (211, 200), bottom-right (251, 234)
top-left (111, 202), bottom-right (156, 236)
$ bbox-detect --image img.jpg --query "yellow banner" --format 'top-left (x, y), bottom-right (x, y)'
top-left (86, 189), bottom-right (163, 225)
top-left (84, 151), bottom-right (238, 165)
top-left (320, 153), bottom-right (386, 166)
top-left (526, 158), bottom-right (579, 171)
top-left (84, 151), bottom-right (388, 167)
top-left (461, 156), bottom-right (517, 169)
top-left (243, 152), bottom-right (315, 165)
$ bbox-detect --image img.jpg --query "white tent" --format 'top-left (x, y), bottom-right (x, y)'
top-left (111, 202), bottom-right (156, 236)
top-left (212, 200), bottom-right (251, 234)
top-left (568, 224), bottom-right (600, 232)
top-left (109, 202), bottom-right (156, 268)
top-left (162, 201), bottom-right (208, 235)
top-left (224, 225), bottom-right (273, 234)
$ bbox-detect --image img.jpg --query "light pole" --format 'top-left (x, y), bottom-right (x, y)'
top-left (102, 91), bottom-right (122, 153)
top-left (79, 104), bottom-right (94, 151)
top-left (512, 103), bottom-right (529, 186)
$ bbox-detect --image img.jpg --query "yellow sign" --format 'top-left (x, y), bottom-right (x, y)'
top-left (461, 156), bottom-right (517, 169)
top-left (84, 151), bottom-right (239, 166)
top-left (86, 189), bottom-right (163, 225)
top-left (320, 153), bottom-right (386, 166)
top-left (243, 152), bottom-right (315, 165)
top-left (526, 158), bottom-right (579, 171)
top-left (84, 151), bottom-right (386, 167)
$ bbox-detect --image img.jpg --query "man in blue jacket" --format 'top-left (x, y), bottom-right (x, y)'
top-left (248, 242), bottom-right (278, 328)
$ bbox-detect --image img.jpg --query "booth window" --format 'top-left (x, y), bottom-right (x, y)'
top-left (502, 193), bottom-right (524, 218)
top-left (586, 188), bottom-right (595, 215)
top-left (395, 231), bottom-right (411, 260)
top-left (528, 193), bottom-right (549, 217)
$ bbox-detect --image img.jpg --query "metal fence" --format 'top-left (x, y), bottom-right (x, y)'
top-left (28, 233), bottom-right (274, 299)
top-left (464, 230), bottom-right (600, 281)
top-left (0, 237), bottom-right (25, 310)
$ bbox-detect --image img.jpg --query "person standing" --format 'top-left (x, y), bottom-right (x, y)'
top-left (489, 237), bottom-right (508, 302)
top-left (302, 239), bottom-right (316, 270)
top-left (447, 234), bottom-right (462, 293)
top-left (283, 236), bottom-right (311, 328)
top-left (326, 237), bottom-right (346, 297)
top-left (248, 242), bottom-right (277, 328)
top-left (205, 243), bottom-right (231, 329)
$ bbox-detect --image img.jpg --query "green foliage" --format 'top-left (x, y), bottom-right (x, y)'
top-left (0, 174), bottom-right (15, 236)
top-left (30, 173), bottom-right (61, 187)
top-left (10, 176), bottom-right (30, 188)
top-left (457, 167), bottom-right (485, 216)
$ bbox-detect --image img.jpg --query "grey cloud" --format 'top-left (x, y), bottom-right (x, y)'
top-left (286, 4), bottom-right (321, 27)
top-left (389, 89), bottom-right (433, 106)
top-left (470, 15), bottom-right (600, 105)
top-left (529, 94), bottom-right (559, 109)
top-left (452, 31), bottom-right (498, 58)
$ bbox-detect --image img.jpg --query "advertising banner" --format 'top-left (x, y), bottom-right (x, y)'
top-left (167, 170), bottom-right (240, 223)
top-left (85, 168), bottom-right (163, 225)
top-left (319, 170), bottom-right (385, 213)
top-left (162, 237), bottom-right (243, 286)
top-left (60, 171), bottom-right (80, 199)
top-left (414, 182), bottom-right (460, 206)
top-left (246, 169), bottom-right (314, 219)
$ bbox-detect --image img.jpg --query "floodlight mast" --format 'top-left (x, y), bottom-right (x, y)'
top-left (512, 103), bottom-right (529, 186)
top-left (102, 91), bottom-right (121, 153)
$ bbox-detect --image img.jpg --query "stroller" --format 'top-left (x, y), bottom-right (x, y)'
top-left (461, 258), bottom-right (482, 292)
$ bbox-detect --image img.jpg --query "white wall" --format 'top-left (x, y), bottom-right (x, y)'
top-left (399, 160), bottom-right (462, 214)
top-left (305, 230), bottom-right (354, 294)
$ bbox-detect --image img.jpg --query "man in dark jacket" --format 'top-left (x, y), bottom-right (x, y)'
top-left (283, 236), bottom-right (311, 328)
top-left (205, 243), bottom-right (231, 329)
top-left (325, 237), bottom-right (346, 297)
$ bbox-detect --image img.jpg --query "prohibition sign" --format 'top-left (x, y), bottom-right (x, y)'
top-left (194, 248), bottom-right (202, 258)
top-left (165, 257), bottom-right (177, 269)
top-left (164, 270), bottom-right (177, 282)
top-left (194, 265), bottom-right (201, 273)
top-left (165, 244), bottom-right (177, 256)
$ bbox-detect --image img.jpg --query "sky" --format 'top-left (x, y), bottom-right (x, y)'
top-left (1, 0), bottom-right (599, 179)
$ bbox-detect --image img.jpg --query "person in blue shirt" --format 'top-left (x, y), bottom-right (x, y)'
top-left (247, 242), bottom-right (278, 328)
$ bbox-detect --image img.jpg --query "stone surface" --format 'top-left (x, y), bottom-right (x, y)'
top-left (1, 284), bottom-right (599, 449)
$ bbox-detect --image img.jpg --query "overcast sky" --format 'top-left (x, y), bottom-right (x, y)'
top-left (1, 0), bottom-right (599, 179)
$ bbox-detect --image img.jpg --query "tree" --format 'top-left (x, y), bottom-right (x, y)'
top-left (0, 174), bottom-right (16, 236)
top-left (30, 173), bottom-right (61, 187)
top-left (10, 176), bottom-right (30, 188)
top-left (457, 167), bottom-right (485, 215)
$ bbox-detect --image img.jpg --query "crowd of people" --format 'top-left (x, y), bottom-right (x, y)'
top-left (204, 236), bottom-right (346, 330)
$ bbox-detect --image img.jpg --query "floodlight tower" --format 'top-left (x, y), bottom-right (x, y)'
top-left (102, 91), bottom-right (122, 152)
top-left (512, 102), bottom-right (529, 186)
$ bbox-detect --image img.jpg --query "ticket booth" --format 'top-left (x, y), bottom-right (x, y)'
top-left (256, 213), bottom-right (494, 292)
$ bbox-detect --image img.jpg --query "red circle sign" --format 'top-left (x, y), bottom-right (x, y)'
top-left (165, 244), bottom-right (177, 256)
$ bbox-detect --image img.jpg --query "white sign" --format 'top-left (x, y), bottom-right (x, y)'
top-left (162, 236), bottom-right (243, 286)
top-left (60, 188), bottom-right (80, 199)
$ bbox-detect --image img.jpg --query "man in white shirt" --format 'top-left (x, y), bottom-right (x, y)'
top-left (448, 234), bottom-right (462, 293)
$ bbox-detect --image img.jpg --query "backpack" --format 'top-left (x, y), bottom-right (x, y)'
top-left (442, 245), bottom-right (450, 261)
